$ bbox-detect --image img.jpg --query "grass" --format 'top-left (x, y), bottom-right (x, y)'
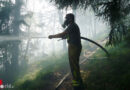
top-left (83, 39), bottom-right (130, 90)
top-left (14, 33), bottom-right (130, 90)
top-left (14, 53), bottom-right (69, 90)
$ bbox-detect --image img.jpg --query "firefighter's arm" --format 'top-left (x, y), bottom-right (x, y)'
top-left (48, 31), bottom-right (67, 39)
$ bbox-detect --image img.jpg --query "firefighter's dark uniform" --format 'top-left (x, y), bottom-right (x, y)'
top-left (65, 22), bottom-right (84, 90)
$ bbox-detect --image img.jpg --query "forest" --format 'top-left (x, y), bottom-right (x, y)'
top-left (0, 0), bottom-right (130, 90)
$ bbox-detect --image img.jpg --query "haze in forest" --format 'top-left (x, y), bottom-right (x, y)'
top-left (15, 0), bottom-right (109, 63)
top-left (0, 0), bottom-right (129, 90)
top-left (0, 0), bottom-right (110, 85)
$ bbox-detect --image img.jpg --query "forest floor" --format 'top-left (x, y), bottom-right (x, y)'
top-left (14, 43), bottom-right (99, 90)
top-left (54, 46), bottom-right (98, 90)
top-left (15, 38), bottom-right (130, 90)
top-left (55, 40), bottom-right (107, 90)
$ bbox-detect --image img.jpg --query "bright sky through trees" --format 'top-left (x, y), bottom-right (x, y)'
top-left (21, 0), bottom-right (108, 62)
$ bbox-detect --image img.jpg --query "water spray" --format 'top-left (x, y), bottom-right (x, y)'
top-left (0, 36), bottom-right (48, 41)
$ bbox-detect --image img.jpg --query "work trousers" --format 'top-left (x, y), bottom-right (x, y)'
top-left (68, 44), bottom-right (84, 90)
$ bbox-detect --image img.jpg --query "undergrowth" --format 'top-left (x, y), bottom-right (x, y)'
top-left (14, 53), bottom-right (69, 90)
top-left (83, 39), bottom-right (130, 90)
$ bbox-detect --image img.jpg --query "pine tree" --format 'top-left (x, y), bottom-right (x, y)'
top-left (51, 0), bottom-right (130, 45)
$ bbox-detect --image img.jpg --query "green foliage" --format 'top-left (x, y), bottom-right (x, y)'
top-left (14, 53), bottom-right (69, 90)
top-left (0, 0), bottom-right (28, 35)
top-left (83, 39), bottom-right (130, 90)
top-left (0, 0), bottom-right (29, 84)
top-left (14, 34), bottom-right (130, 90)
top-left (51, 0), bottom-right (130, 45)
top-left (0, 0), bottom-right (13, 34)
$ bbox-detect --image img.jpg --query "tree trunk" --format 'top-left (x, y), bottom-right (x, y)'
top-left (58, 10), bottom-right (67, 51)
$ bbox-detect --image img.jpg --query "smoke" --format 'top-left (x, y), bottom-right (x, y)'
top-left (17, 0), bottom-right (109, 62)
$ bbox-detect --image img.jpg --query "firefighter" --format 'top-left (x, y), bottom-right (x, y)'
top-left (48, 13), bottom-right (84, 90)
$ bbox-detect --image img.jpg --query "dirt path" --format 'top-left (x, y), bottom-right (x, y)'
top-left (55, 48), bottom-right (98, 90)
